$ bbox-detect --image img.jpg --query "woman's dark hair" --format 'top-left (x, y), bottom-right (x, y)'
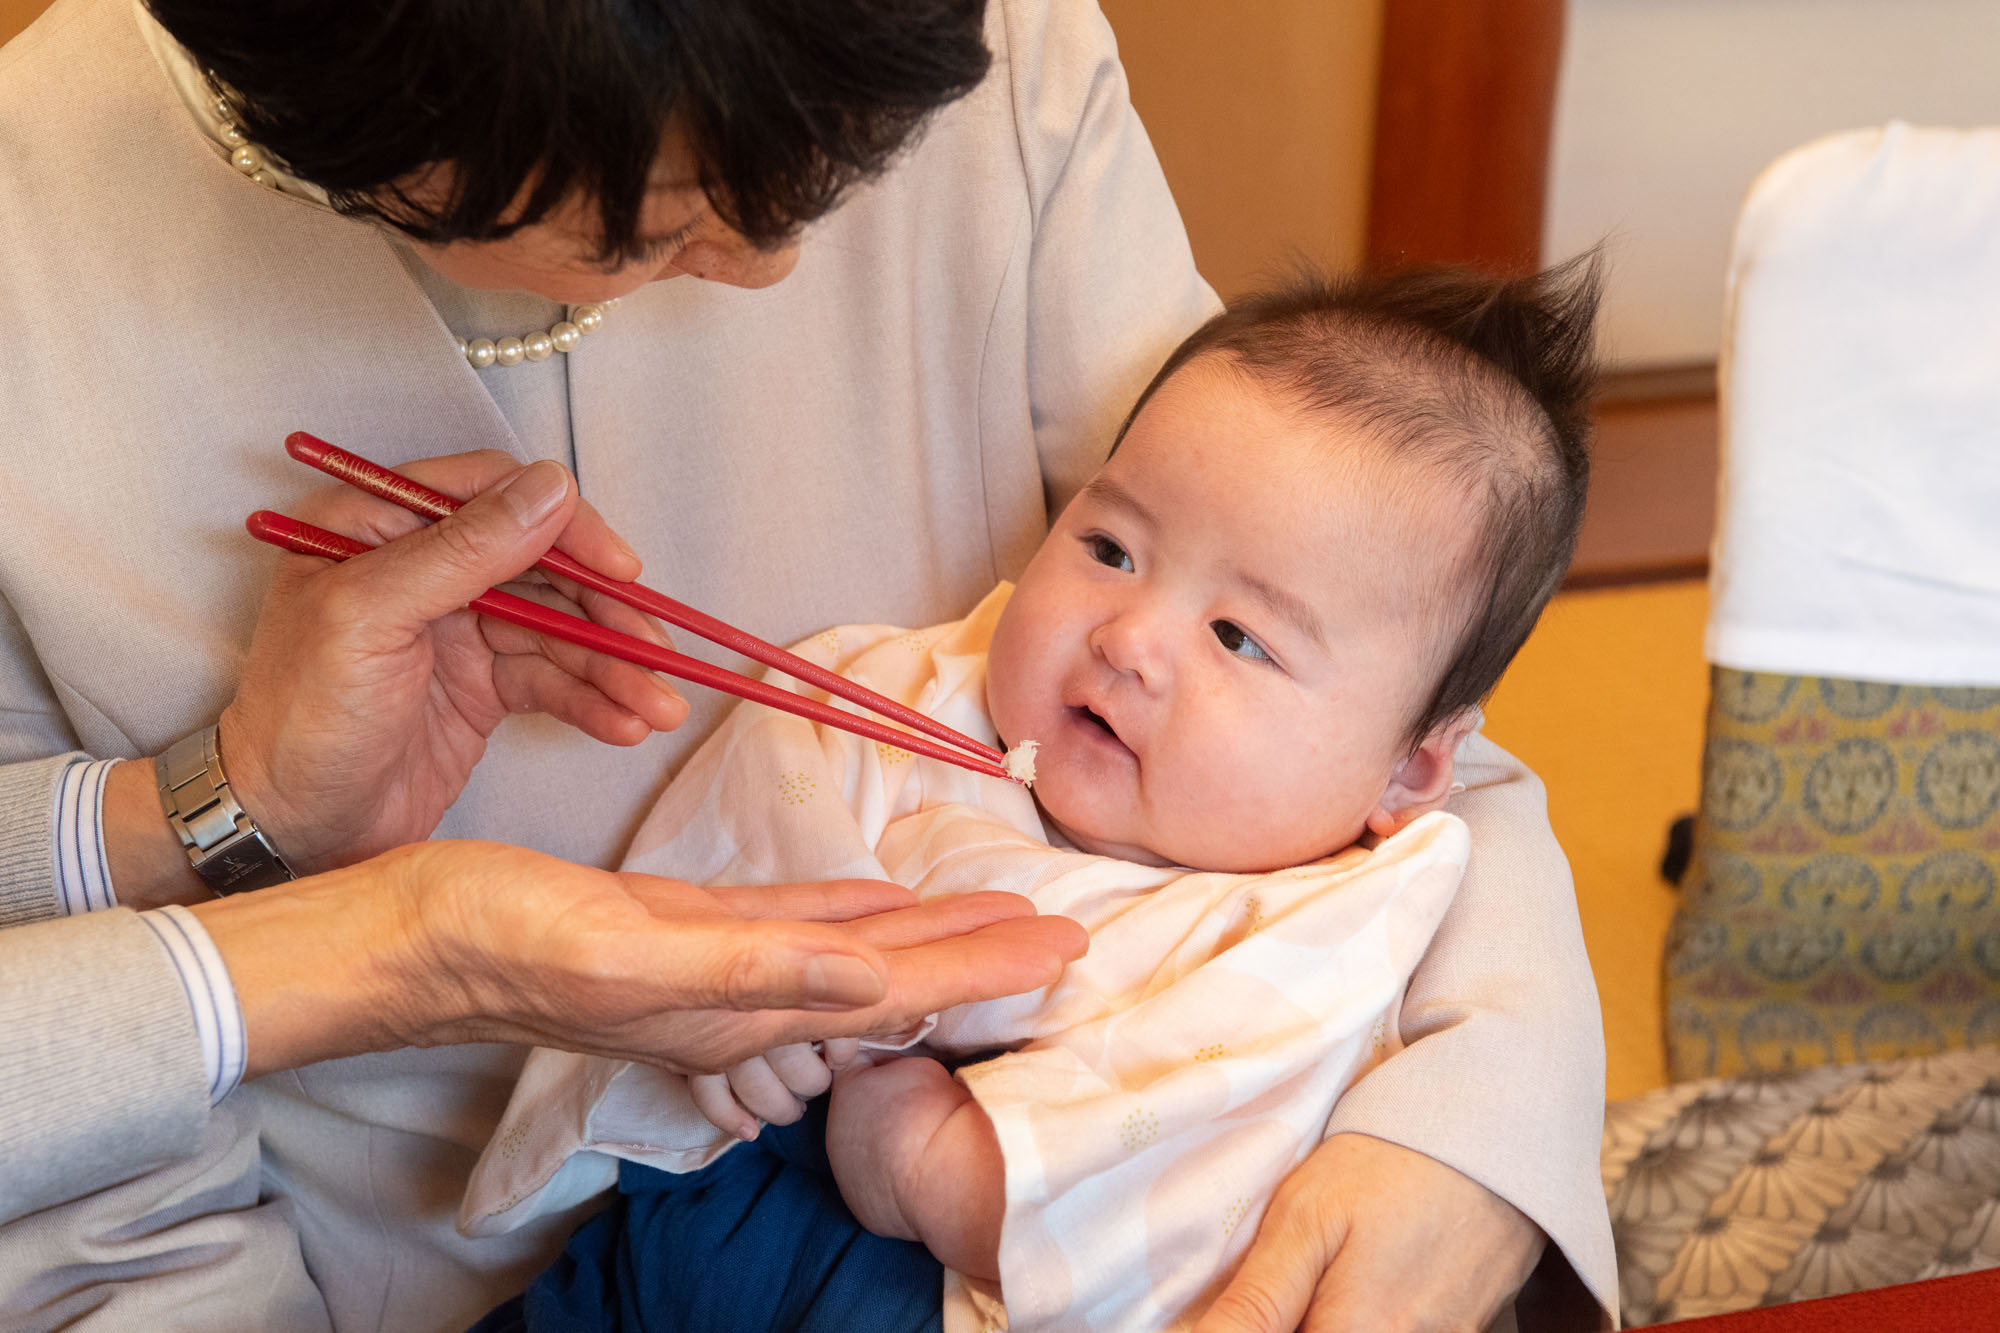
top-left (1114, 254), bottom-right (1602, 748)
top-left (145, 0), bottom-right (993, 262)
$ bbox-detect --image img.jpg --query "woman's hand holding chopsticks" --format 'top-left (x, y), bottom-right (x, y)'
top-left (108, 451), bottom-right (687, 895)
top-left (274, 432), bottom-right (1016, 781)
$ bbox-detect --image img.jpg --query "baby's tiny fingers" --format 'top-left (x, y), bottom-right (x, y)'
top-left (727, 1055), bottom-right (808, 1126)
top-left (690, 1072), bottom-right (759, 1142)
top-left (821, 1038), bottom-right (862, 1071)
top-left (765, 1042), bottom-right (835, 1100)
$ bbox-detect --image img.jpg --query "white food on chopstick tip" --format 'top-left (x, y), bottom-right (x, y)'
top-left (1002, 739), bottom-right (1039, 786)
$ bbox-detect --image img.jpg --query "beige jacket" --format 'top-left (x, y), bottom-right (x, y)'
top-left (0, 0), bottom-right (1614, 1326)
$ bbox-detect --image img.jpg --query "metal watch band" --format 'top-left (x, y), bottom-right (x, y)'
top-left (154, 725), bottom-right (296, 895)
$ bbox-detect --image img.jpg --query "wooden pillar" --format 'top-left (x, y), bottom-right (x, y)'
top-left (1, 0), bottom-right (53, 44)
top-left (1365, 0), bottom-right (1566, 273)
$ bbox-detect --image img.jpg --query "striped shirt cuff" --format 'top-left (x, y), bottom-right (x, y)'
top-left (52, 758), bottom-right (118, 916)
top-left (138, 904), bottom-right (249, 1104)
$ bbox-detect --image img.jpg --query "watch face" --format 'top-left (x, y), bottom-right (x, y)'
top-left (201, 833), bottom-right (294, 895)
top-left (215, 849), bottom-right (266, 889)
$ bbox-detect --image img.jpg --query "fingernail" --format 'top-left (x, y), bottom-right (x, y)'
top-left (737, 1121), bottom-right (759, 1143)
top-left (610, 531), bottom-right (642, 569)
top-left (496, 461), bottom-right (568, 527)
top-left (803, 954), bottom-right (885, 1009)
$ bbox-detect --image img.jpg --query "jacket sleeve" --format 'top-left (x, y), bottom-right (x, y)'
top-left (0, 581), bottom-right (93, 927)
top-left (0, 908), bottom-right (211, 1225)
top-left (0, 751), bottom-right (77, 927)
top-left (1322, 732), bottom-right (1618, 1326)
top-left (1002, 0), bottom-right (1222, 517)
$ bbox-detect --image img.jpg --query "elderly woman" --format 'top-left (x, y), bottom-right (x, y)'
top-left (0, 0), bottom-right (1613, 1329)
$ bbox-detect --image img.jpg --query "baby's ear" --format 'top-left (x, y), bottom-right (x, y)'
top-left (1363, 707), bottom-right (1481, 839)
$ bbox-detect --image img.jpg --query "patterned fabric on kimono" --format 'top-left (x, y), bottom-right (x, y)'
top-left (460, 585), bottom-right (1469, 1331)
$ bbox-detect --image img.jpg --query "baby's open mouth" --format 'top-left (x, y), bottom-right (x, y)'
top-left (1063, 704), bottom-right (1135, 763)
top-left (1070, 705), bottom-right (1124, 746)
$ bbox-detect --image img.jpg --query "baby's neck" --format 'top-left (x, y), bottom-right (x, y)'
top-left (1034, 802), bottom-right (1177, 869)
top-left (1035, 796), bottom-right (1365, 872)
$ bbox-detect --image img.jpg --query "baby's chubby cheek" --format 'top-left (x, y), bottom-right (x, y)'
top-left (982, 610), bottom-right (1044, 767)
top-left (983, 656), bottom-right (1098, 843)
top-left (982, 659), bottom-right (1026, 766)
top-left (1142, 732), bottom-right (1359, 873)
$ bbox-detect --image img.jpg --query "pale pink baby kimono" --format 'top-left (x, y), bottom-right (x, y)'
top-left (460, 586), bottom-right (1468, 1331)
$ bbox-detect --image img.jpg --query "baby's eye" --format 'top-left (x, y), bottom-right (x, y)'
top-left (1212, 621), bottom-right (1272, 662)
top-left (1085, 535), bottom-right (1134, 572)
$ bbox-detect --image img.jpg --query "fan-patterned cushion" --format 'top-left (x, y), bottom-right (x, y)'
top-left (1602, 1045), bottom-right (2000, 1326)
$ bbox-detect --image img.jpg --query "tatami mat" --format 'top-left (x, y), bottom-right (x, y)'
top-left (1480, 579), bottom-right (1711, 1101)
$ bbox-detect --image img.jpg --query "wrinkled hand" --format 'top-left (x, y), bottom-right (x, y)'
top-left (219, 450), bottom-right (686, 875)
top-left (690, 1038), bottom-right (861, 1139)
top-left (197, 838), bottom-right (1090, 1080)
top-left (1195, 1133), bottom-right (1544, 1333)
top-left (375, 840), bottom-right (1087, 1073)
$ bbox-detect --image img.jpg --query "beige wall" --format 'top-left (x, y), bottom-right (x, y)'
top-left (1546, 0), bottom-right (2000, 370)
top-left (1102, 0), bottom-right (1383, 299)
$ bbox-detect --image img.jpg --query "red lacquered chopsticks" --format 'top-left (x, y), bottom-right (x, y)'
top-left (245, 511), bottom-right (1016, 784)
top-left (282, 431), bottom-right (1005, 770)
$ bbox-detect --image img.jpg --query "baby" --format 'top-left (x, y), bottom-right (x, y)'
top-left (463, 256), bottom-right (1599, 1332)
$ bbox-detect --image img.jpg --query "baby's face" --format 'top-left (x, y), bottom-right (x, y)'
top-left (987, 356), bottom-right (1476, 872)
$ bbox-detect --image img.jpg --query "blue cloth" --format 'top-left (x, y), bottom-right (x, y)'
top-left (468, 1097), bottom-right (944, 1333)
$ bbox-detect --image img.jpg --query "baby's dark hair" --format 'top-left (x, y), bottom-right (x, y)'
top-left (1114, 253), bottom-right (1601, 749)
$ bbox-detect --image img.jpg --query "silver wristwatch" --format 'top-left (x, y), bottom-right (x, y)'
top-left (155, 724), bottom-right (297, 895)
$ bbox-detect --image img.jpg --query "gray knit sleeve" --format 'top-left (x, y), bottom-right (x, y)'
top-left (0, 752), bottom-right (80, 928)
top-left (0, 907), bottom-right (209, 1225)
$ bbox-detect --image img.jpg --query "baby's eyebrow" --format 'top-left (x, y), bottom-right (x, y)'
top-left (1235, 567), bottom-right (1329, 653)
top-left (1078, 474), bottom-right (1157, 528)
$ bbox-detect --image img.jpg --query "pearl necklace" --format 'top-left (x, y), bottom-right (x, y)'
top-left (211, 91), bottom-right (618, 371)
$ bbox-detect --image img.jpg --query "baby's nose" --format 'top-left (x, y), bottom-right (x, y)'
top-left (1089, 612), bottom-right (1169, 686)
